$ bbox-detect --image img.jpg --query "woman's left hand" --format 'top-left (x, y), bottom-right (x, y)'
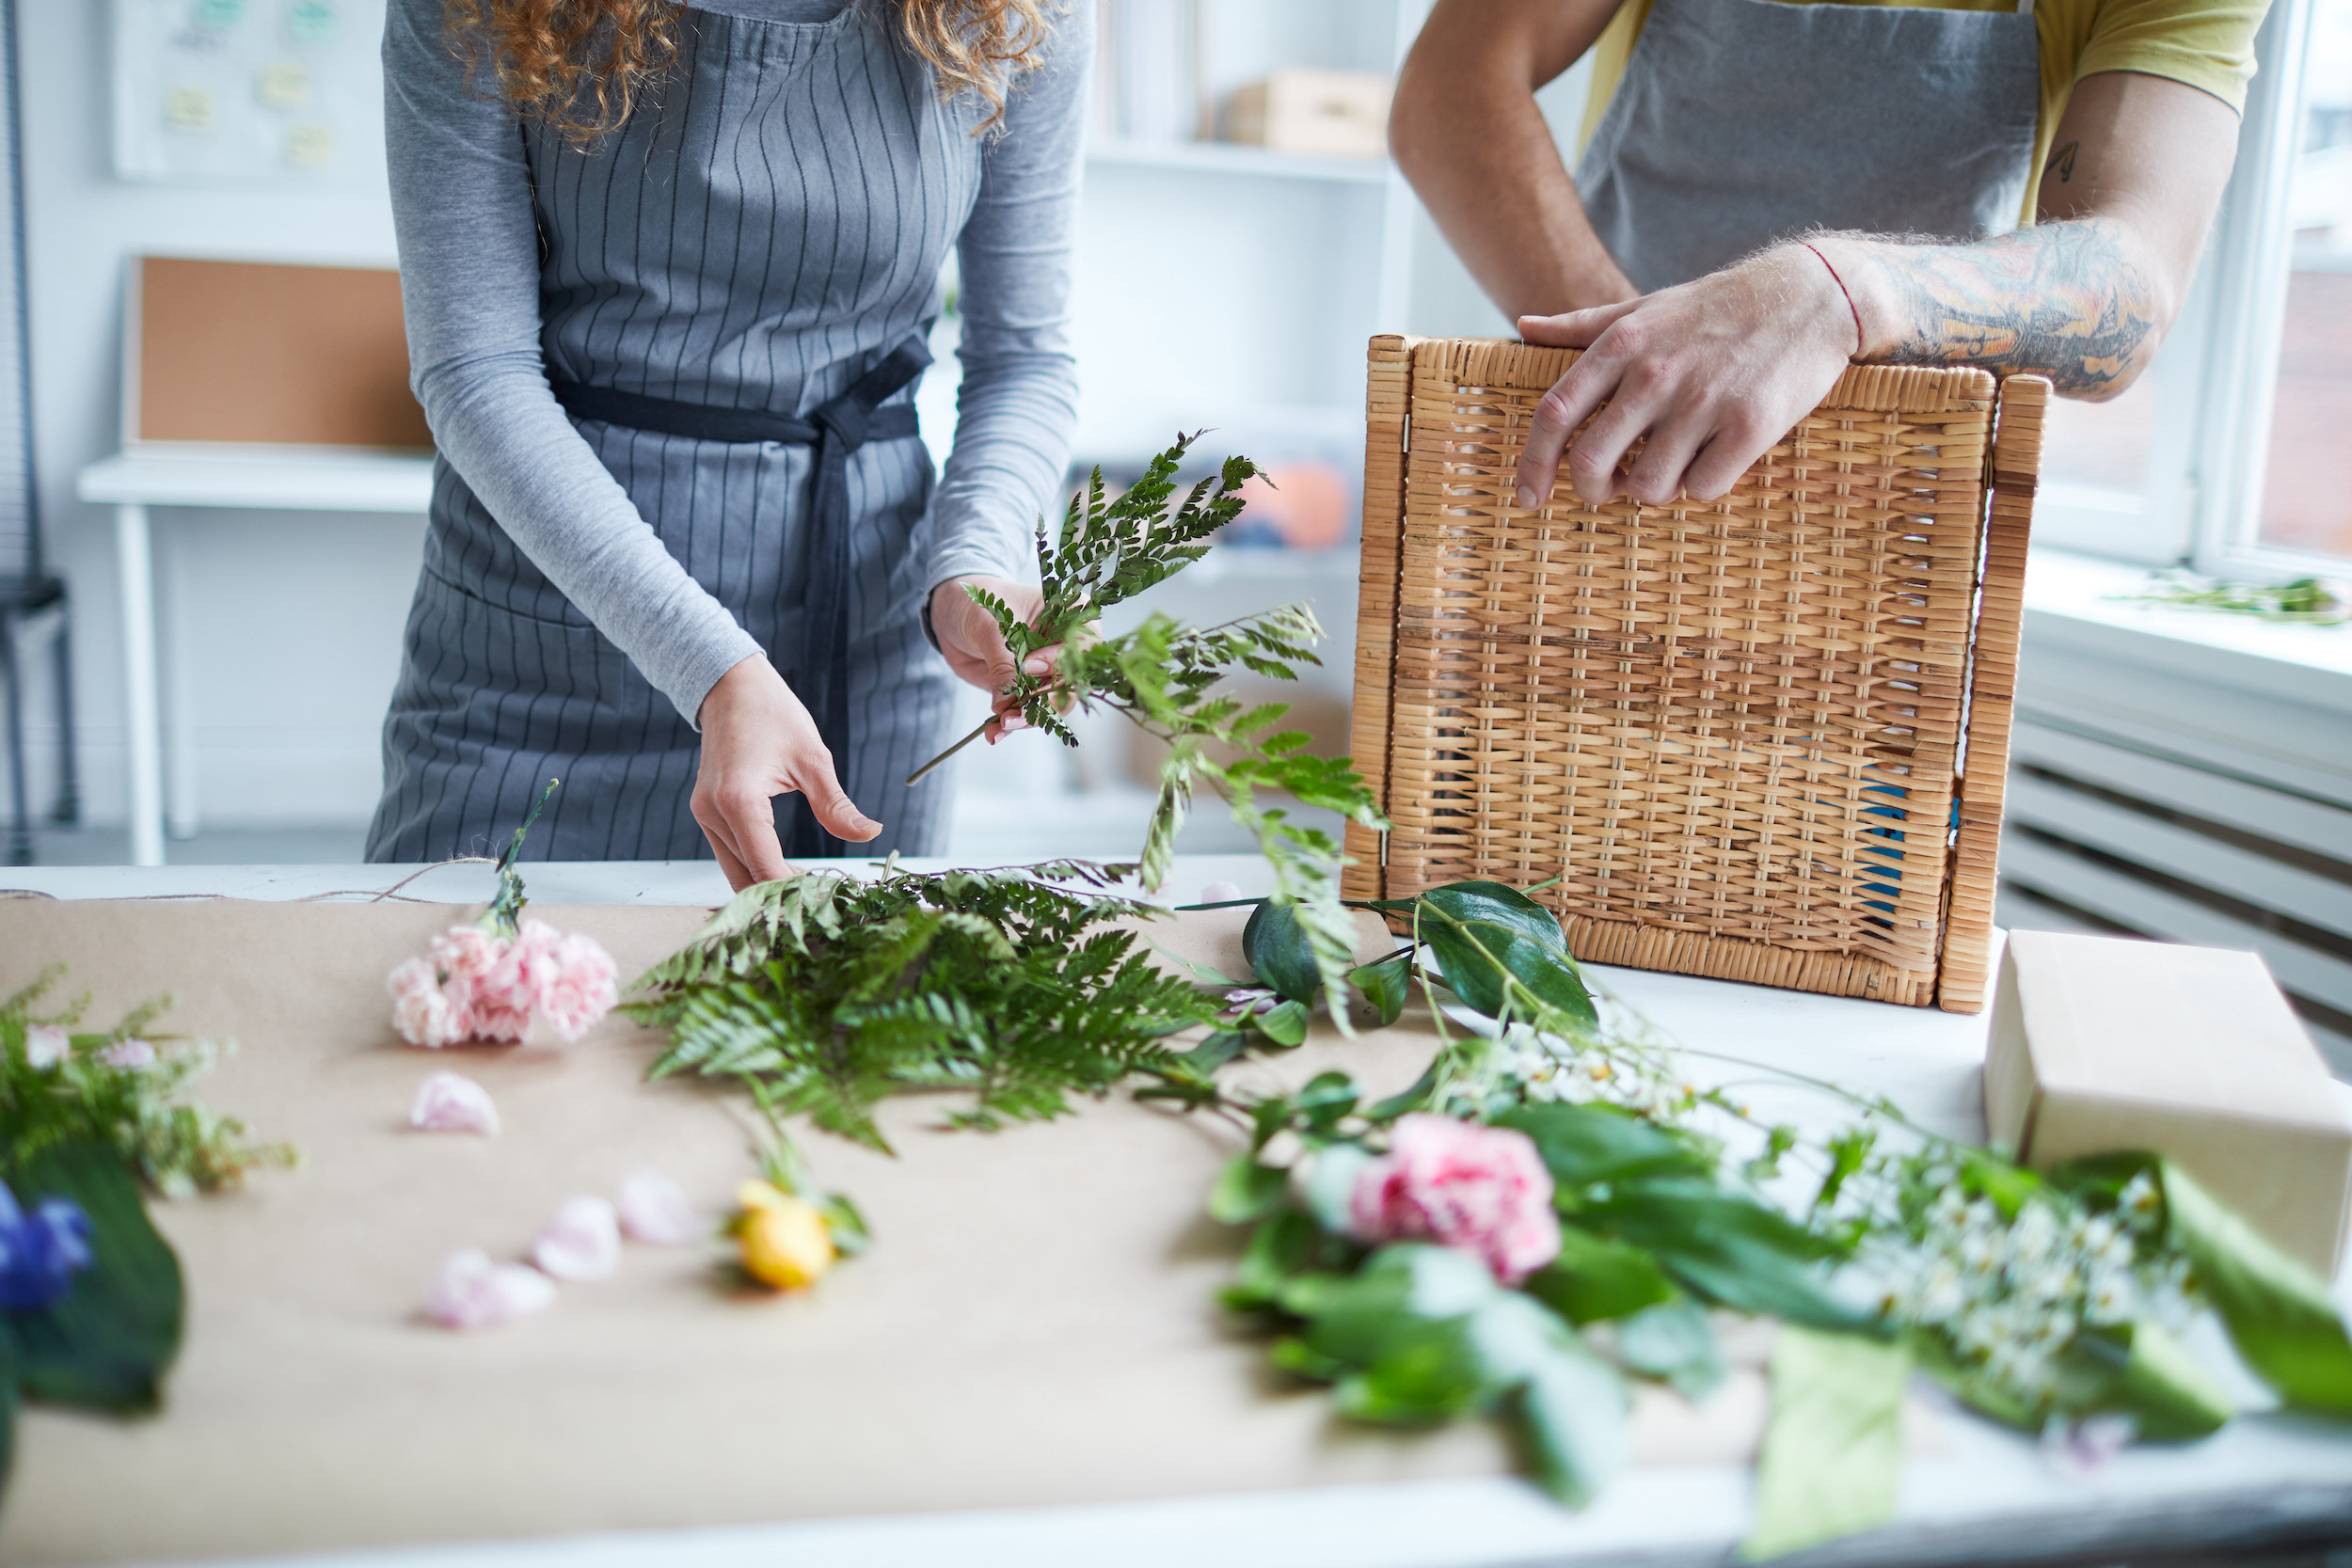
top-left (929, 576), bottom-right (1058, 743)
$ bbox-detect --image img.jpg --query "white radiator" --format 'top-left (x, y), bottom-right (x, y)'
top-left (1995, 560), bottom-right (2352, 1075)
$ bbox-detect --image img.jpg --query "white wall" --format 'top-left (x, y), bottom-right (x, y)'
top-left (20, 0), bottom-right (411, 832)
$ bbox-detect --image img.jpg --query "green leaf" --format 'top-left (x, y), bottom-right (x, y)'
top-left (3, 1140), bottom-right (184, 1412)
top-left (2157, 1160), bottom-right (2352, 1414)
top-left (1242, 898), bottom-right (1323, 1006)
top-left (1613, 1298), bottom-right (1727, 1402)
top-left (1517, 1344), bottom-right (1631, 1508)
top-left (1335, 1315), bottom-right (1494, 1424)
top-left (1586, 1178), bottom-right (1877, 1336)
top-left (1224, 1210), bottom-right (1319, 1309)
top-left (1348, 954), bottom-right (1411, 1027)
top-left (1423, 923), bottom-right (1596, 1029)
top-left (2053, 1323), bottom-right (2233, 1441)
top-left (1523, 1228), bottom-right (1678, 1324)
top-left (1208, 1154), bottom-right (1290, 1225)
top-left (1250, 1000), bottom-right (1311, 1050)
top-left (1492, 1103), bottom-right (1714, 1190)
top-left (1295, 1071), bottom-right (1359, 1135)
top-left (1743, 1326), bottom-right (1911, 1560)
top-left (1301, 1143), bottom-right (1373, 1235)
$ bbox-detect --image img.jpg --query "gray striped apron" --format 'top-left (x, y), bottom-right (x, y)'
top-left (367, 4), bottom-right (978, 864)
top-left (1573, 0), bottom-right (2042, 293)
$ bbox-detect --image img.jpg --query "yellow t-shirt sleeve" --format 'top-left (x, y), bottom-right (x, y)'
top-left (2057, 0), bottom-right (2269, 112)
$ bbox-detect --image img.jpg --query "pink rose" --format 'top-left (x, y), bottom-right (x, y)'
top-left (409, 1070), bottom-right (500, 1134)
top-left (616, 1169), bottom-right (703, 1246)
top-left (98, 1038), bottom-right (156, 1071)
top-left (23, 1024), bottom-right (69, 1069)
top-left (422, 1248), bottom-right (556, 1330)
top-left (1349, 1114), bottom-right (1561, 1285)
top-left (535, 929), bottom-right (619, 1042)
top-left (531, 1195), bottom-right (622, 1281)
top-left (389, 957), bottom-right (471, 1049)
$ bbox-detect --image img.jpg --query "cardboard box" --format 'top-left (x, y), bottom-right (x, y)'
top-left (1220, 71), bottom-right (1391, 160)
top-left (1986, 930), bottom-right (2352, 1279)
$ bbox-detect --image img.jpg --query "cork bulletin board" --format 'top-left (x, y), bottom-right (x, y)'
top-left (127, 255), bottom-right (432, 450)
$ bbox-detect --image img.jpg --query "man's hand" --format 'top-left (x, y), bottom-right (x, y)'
top-left (928, 575), bottom-right (1057, 744)
top-left (1514, 245), bottom-right (1857, 508)
top-left (1509, 73), bottom-right (2240, 511)
top-left (692, 656), bottom-right (880, 890)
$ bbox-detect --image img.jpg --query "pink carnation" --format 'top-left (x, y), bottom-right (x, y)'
top-left (24, 1024), bottom-right (70, 1069)
top-left (389, 957), bottom-right (471, 1049)
top-left (534, 927), bottom-right (618, 1042)
top-left (409, 1070), bottom-right (500, 1134)
top-left (1349, 1114), bottom-right (1561, 1285)
top-left (422, 1248), bottom-right (556, 1330)
top-left (437, 926), bottom-right (533, 1043)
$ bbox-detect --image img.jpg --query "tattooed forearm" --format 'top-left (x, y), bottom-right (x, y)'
top-left (1856, 218), bottom-right (2158, 396)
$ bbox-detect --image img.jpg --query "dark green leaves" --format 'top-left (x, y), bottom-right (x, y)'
top-left (1209, 1155), bottom-right (1289, 1226)
top-left (1348, 953), bottom-right (1411, 1027)
top-left (1577, 1178), bottom-right (1876, 1336)
top-left (1524, 1228), bottom-right (1677, 1324)
top-left (1406, 882), bottom-right (1597, 1032)
top-left (0, 1141), bottom-right (184, 1416)
top-left (1242, 899), bottom-right (1320, 1007)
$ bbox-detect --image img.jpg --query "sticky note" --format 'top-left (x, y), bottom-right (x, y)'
top-left (285, 122), bottom-right (335, 168)
top-left (165, 87), bottom-right (215, 131)
top-left (259, 60), bottom-right (309, 108)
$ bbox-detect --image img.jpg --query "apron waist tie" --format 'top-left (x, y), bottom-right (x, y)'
top-left (548, 331), bottom-right (933, 861)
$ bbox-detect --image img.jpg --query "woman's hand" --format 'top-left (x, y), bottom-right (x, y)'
top-left (691, 656), bottom-right (880, 889)
top-left (1512, 244), bottom-right (1858, 511)
top-left (929, 576), bottom-right (1058, 744)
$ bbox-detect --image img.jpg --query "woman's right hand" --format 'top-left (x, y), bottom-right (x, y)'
top-left (692, 656), bottom-right (881, 890)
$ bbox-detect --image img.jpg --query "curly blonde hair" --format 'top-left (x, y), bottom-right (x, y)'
top-left (446, 0), bottom-right (1056, 141)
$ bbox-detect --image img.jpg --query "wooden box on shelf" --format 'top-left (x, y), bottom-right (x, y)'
top-left (1218, 70), bottom-right (1391, 161)
top-left (1345, 335), bottom-right (2048, 1013)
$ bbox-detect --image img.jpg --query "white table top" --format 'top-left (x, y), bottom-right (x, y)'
top-left (76, 446), bottom-right (437, 514)
top-left (8, 857), bottom-right (2351, 1568)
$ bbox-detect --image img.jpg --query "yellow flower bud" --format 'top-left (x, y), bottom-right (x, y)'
top-left (739, 1194), bottom-right (835, 1290)
top-left (736, 1179), bottom-right (791, 1213)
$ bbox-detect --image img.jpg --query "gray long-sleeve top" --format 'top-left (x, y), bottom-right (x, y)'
top-left (382, 0), bottom-right (1088, 723)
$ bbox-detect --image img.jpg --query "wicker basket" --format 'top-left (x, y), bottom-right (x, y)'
top-left (1344, 336), bottom-right (2047, 1013)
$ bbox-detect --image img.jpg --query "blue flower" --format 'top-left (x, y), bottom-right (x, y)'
top-left (0, 1178), bottom-right (94, 1311)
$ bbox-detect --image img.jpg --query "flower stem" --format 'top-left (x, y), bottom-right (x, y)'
top-left (905, 717), bottom-right (993, 786)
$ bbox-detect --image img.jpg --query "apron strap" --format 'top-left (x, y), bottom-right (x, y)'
top-left (545, 330), bottom-right (933, 863)
top-left (792, 333), bottom-right (933, 859)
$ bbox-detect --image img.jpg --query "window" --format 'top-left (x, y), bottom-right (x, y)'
top-left (2037, 0), bottom-right (2351, 576)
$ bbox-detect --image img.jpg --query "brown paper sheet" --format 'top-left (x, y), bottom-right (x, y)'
top-left (0, 897), bottom-right (1829, 1564)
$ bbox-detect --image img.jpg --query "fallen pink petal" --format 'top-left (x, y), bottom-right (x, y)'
top-left (422, 1249), bottom-right (556, 1331)
top-left (531, 1195), bottom-right (622, 1281)
top-left (408, 1071), bottom-right (500, 1135)
top-left (615, 1170), bottom-right (703, 1246)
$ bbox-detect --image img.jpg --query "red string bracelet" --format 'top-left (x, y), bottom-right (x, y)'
top-left (1799, 240), bottom-right (1864, 359)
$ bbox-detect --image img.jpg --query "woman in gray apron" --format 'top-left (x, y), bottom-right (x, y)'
top-left (1390, 0), bottom-right (2248, 511)
top-left (368, 0), bottom-right (1085, 882)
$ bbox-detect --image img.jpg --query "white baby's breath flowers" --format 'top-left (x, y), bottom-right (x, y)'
top-left (1867, 1170), bottom-right (2194, 1415)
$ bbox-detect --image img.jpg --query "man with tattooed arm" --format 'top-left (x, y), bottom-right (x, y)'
top-left (1391, 0), bottom-right (2265, 509)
